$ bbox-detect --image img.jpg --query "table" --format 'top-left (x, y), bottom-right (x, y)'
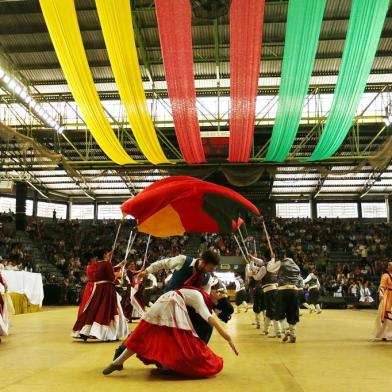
top-left (0, 270), bottom-right (44, 314)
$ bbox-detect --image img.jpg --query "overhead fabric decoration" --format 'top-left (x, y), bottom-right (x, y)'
top-left (39, 0), bottom-right (135, 165)
top-left (121, 176), bottom-right (260, 237)
top-left (266, 0), bottom-right (326, 162)
top-left (228, 0), bottom-right (265, 162)
top-left (308, 0), bottom-right (389, 162)
top-left (155, 0), bottom-right (206, 164)
top-left (95, 0), bottom-right (169, 164)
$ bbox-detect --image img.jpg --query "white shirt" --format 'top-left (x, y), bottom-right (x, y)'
top-left (146, 255), bottom-right (194, 274)
top-left (145, 255), bottom-right (213, 293)
top-left (303, 273), bottom-right (321, 289)
top-left (179, 288), bottom-right (212, 322)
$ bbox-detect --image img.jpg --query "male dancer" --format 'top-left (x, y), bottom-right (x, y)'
top-left (246, 257), bottom-right (265, 329)
top-left (234, 272), bottom-right (249, 313)
top-left (268, 250), bottom-right (301, 343)
top-left (297, 276), bottom-right (312, 316)
top-left (303, 267), bottom-right (322, 314)
top-left (249, 251), bottom-right (281, 338)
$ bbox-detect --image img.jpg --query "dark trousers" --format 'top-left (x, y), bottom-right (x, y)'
top-left (264, 289), bottom-right (278, 320)
top-left (309, 288), bottom-right (320, 305)
top-left (253, 287), bottom-right (265, 314)
top-left (276, 289), bottom-right (299, 325)
top-left (235, 289), bottom-right (247, 306)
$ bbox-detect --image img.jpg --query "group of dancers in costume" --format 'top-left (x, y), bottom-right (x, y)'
top-left (70, 246), bottom-right (236, 378)
top-left (70, 228), bottom-right (392, 379)
top-left (246, 249), bottom-right (303, 343)
top-left (246, 248), bottom-right (323, 343)
top-left (102, 250), bottom-right (236, 378)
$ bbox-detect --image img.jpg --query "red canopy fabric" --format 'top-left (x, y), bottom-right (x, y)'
top-left (228, 0), bottom-right (265, 162)
top-left (155, 0), bottom-right (206, 163)
top-left (121, 176), bottom-right (259, 237)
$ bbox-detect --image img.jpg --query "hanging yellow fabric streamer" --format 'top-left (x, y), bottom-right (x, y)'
top-left (39, 0), bottom-right (135, 165)
top-left (95, 0), bottom-right (170, 164)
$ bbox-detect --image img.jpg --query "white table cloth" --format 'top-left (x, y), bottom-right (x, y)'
top-left (0, 270), bottom-right (44, 306)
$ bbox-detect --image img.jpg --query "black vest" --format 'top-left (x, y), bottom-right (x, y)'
top-left (261, 270), bottom-right (278, 287)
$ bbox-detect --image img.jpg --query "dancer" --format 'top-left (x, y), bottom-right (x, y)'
top-left (72, 248), bottom-right (128, 341)
top-left (102, 285), bottom-right (237, 378)
top-left (234, 272), bottom-right (249, 313)
top-left (246, 257), bottom-right (265, 329)
top-left (249, 251), bottom-right (281, 338)
top-left (0, 272), bottom-right (10, 341)
top-left (121, 261), bottom-right (149, 321)
top-left (112, 250), bottom-right (225, 361)
top-left (77, 252), bottom-right (98, 317)
top-left (138, 250), bottom-right (219, 293)
top-left (297, 276), bottom-right (312, 315)
top-left (303, 267), bottom-right (322, 314)
top-left (374, 261), bottom-right (392, 340)
top-left (270, 250), bottom-right (301, 343)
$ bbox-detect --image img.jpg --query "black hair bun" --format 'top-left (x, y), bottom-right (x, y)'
top-left (215, 297), bottom-right (234, 323)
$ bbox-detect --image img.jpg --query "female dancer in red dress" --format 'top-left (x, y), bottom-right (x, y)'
top-left (77, 253), bottom-right (98, 317)
top-left (72, 249), bottom-right (128, 341)
top-left (102, 285), bottom-right (237, 378)
top-left (0, 272), bottom-right (10, 342)
top-left (121, 261), bottom-right (146, 321)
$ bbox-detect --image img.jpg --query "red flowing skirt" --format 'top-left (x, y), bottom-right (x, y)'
top-left (125, 320), bottom-right (223, 378)
top-left (77, 281), bottom-right (94, 316)
top-left (73, 283), bottom-right (118, 331)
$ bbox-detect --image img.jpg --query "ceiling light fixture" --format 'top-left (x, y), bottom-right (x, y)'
top-left (0, 68), bottom-right (64, 134)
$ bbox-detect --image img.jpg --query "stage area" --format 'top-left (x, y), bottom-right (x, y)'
top-left (0, 307), bottom-right (390, 392)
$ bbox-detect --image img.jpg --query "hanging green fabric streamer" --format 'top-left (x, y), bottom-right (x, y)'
top-left (308, 0), bottom-right (389, 162)
top-left (266, 0), bottom-right (326, 162)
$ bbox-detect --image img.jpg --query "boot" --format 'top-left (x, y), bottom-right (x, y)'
top-left (274, 320), bottom-right (282, 338)
top-left (316, 304), bottom-right (322, 314)
top-left (309, 304), bottom-right (316, 314)
top-left (288, 324), bottom-right (296, 343)
top-left (255, 313), bottom-right (261, 329)
top-left (264, 317), bottom-right (271, 335)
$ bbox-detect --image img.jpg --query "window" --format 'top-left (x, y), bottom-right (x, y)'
top-left (97, 204), bottom-right (122, 219)
top-left (71, 204), bottom-right (94, 220)
top-left (26, 200), bottom-right (33, 216)
top-left (0, 197), bottom-right (16, 213)
top-left (276, 203), bottom-right (310, 218)
top-left (361, 202), bottom-right (387, 218)
top-left (317, 203), bottom-right (358, 218)
top-left (37, 201), bottom-right (67, 219)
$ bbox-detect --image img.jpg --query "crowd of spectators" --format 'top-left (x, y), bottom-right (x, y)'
top-left (0, 212), bottom-right (34, 272)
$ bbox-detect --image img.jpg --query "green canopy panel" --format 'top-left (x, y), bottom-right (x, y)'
top-left (266, 0), bottom-right (326, 162)
top-left (307, 0), bottom-right (390, 162)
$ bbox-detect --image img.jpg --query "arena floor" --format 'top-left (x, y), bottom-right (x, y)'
top-left (0, 307), bottom-right (390, 392)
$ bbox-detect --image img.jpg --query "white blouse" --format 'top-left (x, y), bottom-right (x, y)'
top-left (179, 288), bottom-right (212, 322)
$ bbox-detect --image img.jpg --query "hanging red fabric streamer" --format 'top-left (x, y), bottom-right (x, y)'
top-left (155, 0), bottom-right (206, 163)
top-left (228, 0), bottom-right (265, 162)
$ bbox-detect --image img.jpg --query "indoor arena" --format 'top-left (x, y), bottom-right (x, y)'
top-left (0, 1), bottom-right (392, 391)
